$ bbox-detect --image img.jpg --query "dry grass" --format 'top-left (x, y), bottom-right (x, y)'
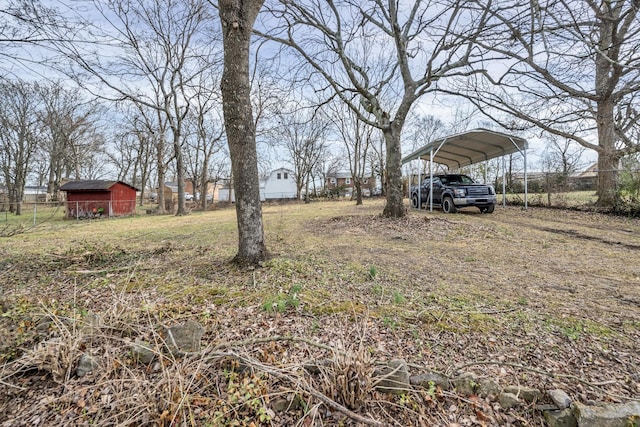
top-left (1, 199), bottom-right (639, 426)
top-left (503, 190), bottom-right (599, 208)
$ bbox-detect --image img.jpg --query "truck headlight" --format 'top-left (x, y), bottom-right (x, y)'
top-left (453, 188), bottom-right (466, 197)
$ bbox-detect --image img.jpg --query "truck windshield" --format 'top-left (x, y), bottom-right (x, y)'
top-left (448, 175), bottom-right (474, 184)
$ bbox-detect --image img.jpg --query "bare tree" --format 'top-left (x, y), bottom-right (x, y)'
top-left (72, 132), bottom-right (109, 180)
top-left (368, 132), bottom-right (386, 195)
top-left (207, 149), bottom-right (231, 202)
top-left (453, 0), bottom-right (640, 207)
top-left (540, 134), bottom-right (587, 201)
top-left (109, 132), bottom-right (139, 183)
top-left (0, 1), bottom-right (83, 76)
top-left (183, 70), bottom-right (226, 210)
top-left (219, 0), bottom-right (267, 264)
top-left (258, 0), bottom-right (490, 217)
top-left (120, 103), bottom-right (173, 213)
top-left (272, 106), bottom-right (328, 200)
top-left (327, 101), bottom-right (373, 205)
top-left (0, 79), bottom-right (41, 215)
top-left (402, 114), bottom-right (447, 177)
top-left (48, 0), bottom-right (217, 215)
top-left (38, 83), bottom-right (103, 200)
top-left (108, 106), bottom-right (157, 205)
top-left (542, 136), bottom-right (587, 180)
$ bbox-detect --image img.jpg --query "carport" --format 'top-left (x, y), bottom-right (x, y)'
top-left (401, 128), bottom-right (529, 211)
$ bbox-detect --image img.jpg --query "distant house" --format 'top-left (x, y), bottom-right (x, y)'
top-left (23, 186), bottom-right (49, 203)
top-left (160, 182), bottom-right (179, 211)
top-left (152, 182), bottom-right (199, 211)
top-left (0, 184), bottom-right (49, 204)
top-left (184, 178), bottom-right (219, 203)
top-left (260, 168), bottom-right (297, 201)
top-left (325, 171), bottom-right (376, 196)
top-left (60, 180), bottom-right (138, 218)
top-left (571, 163), bottom-right (598, 191)
top-left (215, 170), bottom-right (297, 203)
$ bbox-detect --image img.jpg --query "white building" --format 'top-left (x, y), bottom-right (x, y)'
top-left (215, 169), bottom-right (297, 202)
top-left (260, 168), bottom-right (297, 201)
top-left (217, 188), bottom-right (235, 202)
top-left (23, 186), bottom-right (49, 202)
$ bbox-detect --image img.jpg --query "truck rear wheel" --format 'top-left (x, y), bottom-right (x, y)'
top-left (442, 196), bottom-right (457, 213)
top-left (411, 194), bottom-right (421, 209)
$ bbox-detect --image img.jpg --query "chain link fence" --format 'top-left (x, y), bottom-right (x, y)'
top-left (501, 167), bottom-right (640, 213)
top-left (0, 199), bottom-right (140, 231)
top-left (0, 201), bottom-right (66, 226)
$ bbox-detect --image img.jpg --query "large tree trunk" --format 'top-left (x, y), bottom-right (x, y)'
top-left (200, 157), bottom-right (209, 210)
top-left (156, 142), bottom-right (166, 214)
top-left (354, 179), bottom-right (363, 206)
top-left (219, 0), bottom-right (267, 265)
top-left (15, 186), bottom-right (23, 216)
top-left (595, 100), bottom-right (619, 208)
top-left (382, 124), bottom-right (406, 218)
top-left (296, 176), bottom-right (304, 201)
top-left (175, 143), bottom-right (186, 216)
top-left (593, 10), bottom-right (622, 209)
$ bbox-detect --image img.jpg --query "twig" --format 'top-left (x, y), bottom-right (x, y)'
top-left (463, 308), bottom-right (519, 315)
top-left (0, 378), bottom-right (26, 390)
top-left (213, 335), bottom-right (341, 355)
top-left (71, 265), bottom-right (147, 275)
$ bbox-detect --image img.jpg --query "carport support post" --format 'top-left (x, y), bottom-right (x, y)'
top-left (417, 164), bottom-right (421, 210)
top-left (502, 156), bottom-right (506, 207)
top-left (524, 148), bottom-right (528, 209)
top-left (429, 149), bottom-right (434, 212)
top-left (507, 135), bottom-right (529, 210)
top-left (406, 165), bottom-right (412, 204)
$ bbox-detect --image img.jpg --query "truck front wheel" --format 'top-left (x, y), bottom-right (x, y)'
top-left (480, 204), bottom-right (495, 213)
top-left (442, 196), bottom-right (457, 213)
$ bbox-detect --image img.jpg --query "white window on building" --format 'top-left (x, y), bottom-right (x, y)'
top-left (277, 173), bottom-right (281, 179)
top-left (345, 177), bottom-right (351, 184)
top-left (330, 178), bottom-right (336, 184)
top-left (284, 172), bottom-right (288, 179)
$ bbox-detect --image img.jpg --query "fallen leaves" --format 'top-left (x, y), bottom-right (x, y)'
top-left (0, 203), bottom-right (638, 426)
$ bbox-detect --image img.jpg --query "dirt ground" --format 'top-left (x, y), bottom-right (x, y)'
top-left (0, 202), bottom-right (638, 426)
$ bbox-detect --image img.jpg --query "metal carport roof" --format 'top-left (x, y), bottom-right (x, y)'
top-left (402, 128), bottom-right (529, 210)
top-left (401, 128), bottom-right (528, 168)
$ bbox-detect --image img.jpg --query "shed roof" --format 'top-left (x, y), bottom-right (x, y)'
top-left (402, 128), bottom-right (528, 169)
top-left (60, 180), bottom-right (138, 192)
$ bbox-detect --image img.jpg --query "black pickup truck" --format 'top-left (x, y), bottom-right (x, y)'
top-left (410, 174), bottom-right (497, 213)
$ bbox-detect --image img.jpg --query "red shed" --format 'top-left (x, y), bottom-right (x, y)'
top-left (60, 180), bottom-right (138, 219)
